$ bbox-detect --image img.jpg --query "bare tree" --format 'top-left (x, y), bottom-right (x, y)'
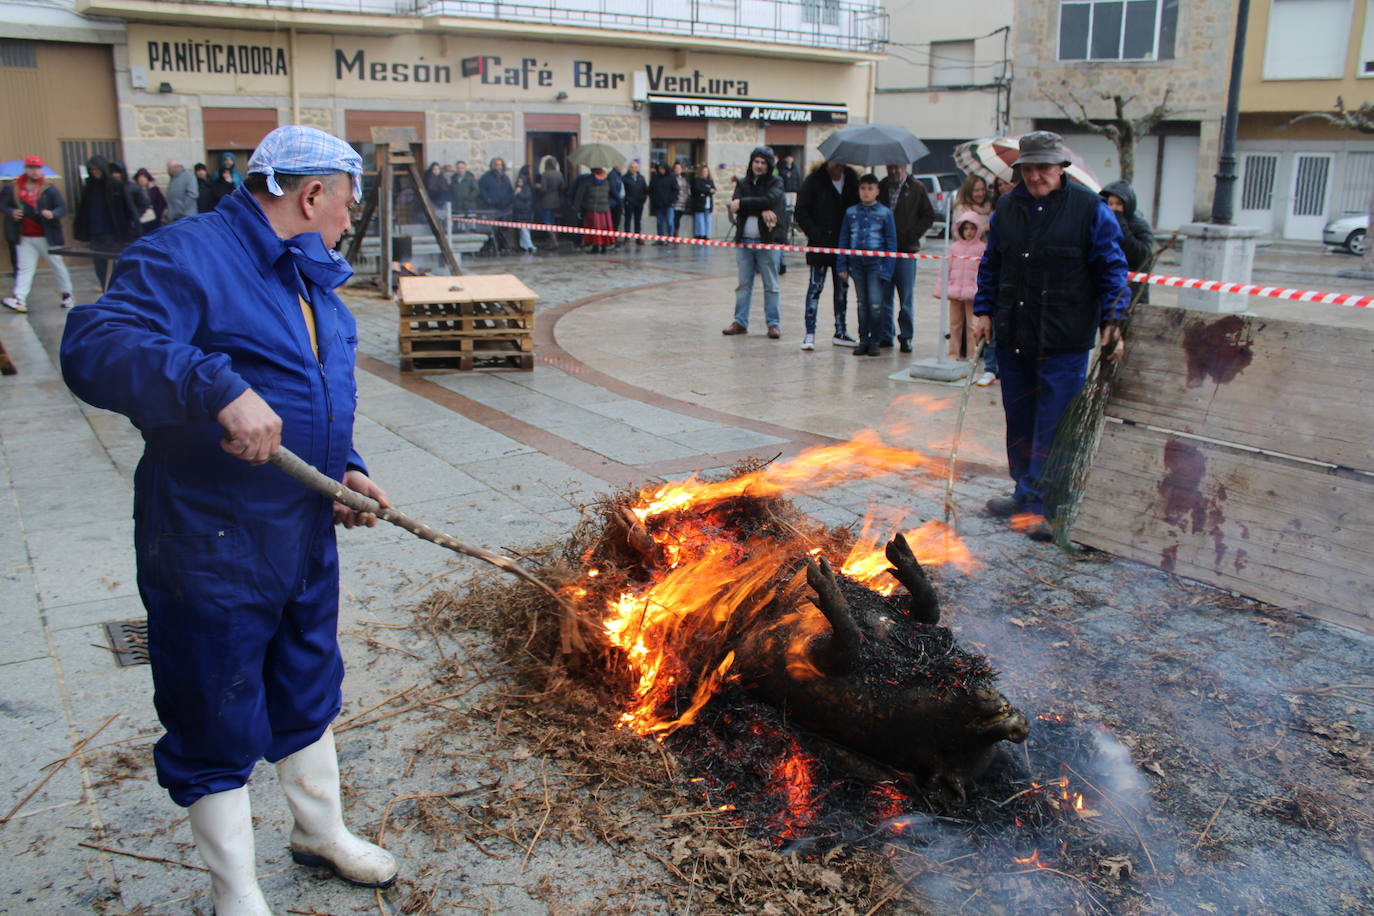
top-left (1290, 97), bottom-right (1374, 270)
top-left (1040, 87), bottom-right (1179, 183)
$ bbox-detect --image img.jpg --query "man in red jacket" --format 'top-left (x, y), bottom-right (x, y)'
top-left (2, 157), bottom-right (73, 313)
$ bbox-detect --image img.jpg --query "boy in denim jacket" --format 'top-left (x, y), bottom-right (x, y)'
top-left (836, 174), bottom-right (897, 356)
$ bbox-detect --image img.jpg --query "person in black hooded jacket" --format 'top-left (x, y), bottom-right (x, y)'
top-left (73, 154), bottom-right (139, 288)
top-left (1099, 179), bottom-right (1154, 304)
top-left (794, 160), bottom-right (860, 346)
top-left (722, 146), bottom-right (786, 337)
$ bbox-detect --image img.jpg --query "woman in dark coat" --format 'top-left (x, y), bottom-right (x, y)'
top-left (72, 154), bottom-right (139, 288)
top-left (210, 167), bottom-right (237, 207)
top-left (134, 168), bottom-right (168, 225)
top-left (689, 164), bottom-right (716, 239)
top-left (194, 163), bottom-right (216, 213)
top-left (110, 162), bottom-right (155, 235)
top-left (536, 155), bottom-right (563, 249)
top-left (423, 161), bottom-right (453, 210)
top-left (1099, 179), bottom-right (1155, 305)
top-left (648, 163), bottom-right (679, 244)
top-left (511, 173), bottom-right (537, 253)
top-left (572, 167), bottom-right (614, 254)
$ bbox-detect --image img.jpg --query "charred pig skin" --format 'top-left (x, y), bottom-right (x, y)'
top-left (736, 542), bottom-right (1029, 795)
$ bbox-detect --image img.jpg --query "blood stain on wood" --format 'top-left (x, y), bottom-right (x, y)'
top-left (1182, 314), bottom-right (1253, 388)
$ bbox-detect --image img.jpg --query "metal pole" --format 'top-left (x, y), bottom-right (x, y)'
top-left (1210, 0), bottom-right (1251, 225)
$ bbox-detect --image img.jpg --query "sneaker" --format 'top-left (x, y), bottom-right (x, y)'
top-left (766, 326), bottom-right (781, 339)
top-left (899, 339), bottom-right (912, 353)
top-left (722, 322), bottom-right (748, 336)
top-left (60, 292), bottom-right (74, 308)
top-left (975, 371), bottom-right (996, 387)
top-left (1027, 519), bottom-right (1054, 542)
top-left (800, 334), bottom-right (815, 350)
top-left (833, 334), bottom-right (858, 347)
top-left (1, 296), bottom-right (26, 314)
top-left (985, 495), bottom-right (1020, 518)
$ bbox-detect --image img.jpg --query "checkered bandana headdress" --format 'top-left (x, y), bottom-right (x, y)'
top-left (248, 125), bottom-right (363, 203)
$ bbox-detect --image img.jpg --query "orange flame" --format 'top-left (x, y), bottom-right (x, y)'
top-left (769, 738), bottom-right (819, 839)
top-left (1013, 849), bottom-right (1045, 867)
top-left (1008, 512), bottom-right (1045, 533)
top-left (593, 430), bottom-right (977, 737)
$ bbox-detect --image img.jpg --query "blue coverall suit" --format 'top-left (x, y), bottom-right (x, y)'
top-left (972, 180), bottom-right (1128, 517)
top-left (60, 186), bottom-right (366, 807)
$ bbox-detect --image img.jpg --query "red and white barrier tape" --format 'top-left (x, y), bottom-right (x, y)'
top-left (455, 216), bottom-right (1374, 309)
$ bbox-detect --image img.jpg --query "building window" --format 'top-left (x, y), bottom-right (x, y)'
top-left (0, 39), bottom-right (37, 68)
top-left (802, 0), bottom-right (840, 26)
top-left (929, 40), bottom-right (975, 86)
top-left (1240, 153), bottom-right (1279, 211)
top-left (1262, 0), bottom-right (1353, 79)
top-left (1359, 0), bottom-right (1374, 75)
top-left (1058, 0), bottom-right (1178, 61)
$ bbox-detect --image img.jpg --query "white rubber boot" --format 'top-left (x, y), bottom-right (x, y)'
top-left (186, 787), bottom-right (272, 916)
top-left (275, 729), bottom-right (397, 887)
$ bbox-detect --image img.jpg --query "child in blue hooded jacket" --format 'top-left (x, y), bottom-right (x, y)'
top-left (836, 173), bottom-right (897, 356)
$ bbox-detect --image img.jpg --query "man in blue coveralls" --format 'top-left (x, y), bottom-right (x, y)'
top-left (971, 131), bottom-right (1128, 543)
top-left (61, 126), bottom-right (397, 914)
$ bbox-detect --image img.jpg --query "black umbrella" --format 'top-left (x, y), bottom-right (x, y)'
top-left (817, 124), bottom-right (930, 167)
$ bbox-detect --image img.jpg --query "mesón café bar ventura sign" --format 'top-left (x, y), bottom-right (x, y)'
top-left (136, 32), bottom-right (850, 123)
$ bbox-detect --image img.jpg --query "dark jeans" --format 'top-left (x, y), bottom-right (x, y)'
top-left (624, 203), bottom-right (643, 234)
top-left (881, 258), bottom-right (916, 343)
top-left (654, 208), bottom-right (676, 240)
top-left (848, 261), bottom-right (887, 347)
top-left (87, 232), bottom-right (116, 288)
top-left (803, 263), bottom-right (849, 337)
top-left (995, 347), bottom-right (1090, 516)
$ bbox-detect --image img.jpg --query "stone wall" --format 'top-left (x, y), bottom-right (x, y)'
top-left (433, 111), bottom-right (516, 143)
top-left (589, 114), bottom-right (641, 143)
top-left (135, 105), bottom-right (190, 139)
top-left (1012, 0), bottom-right (1233, 220)
top-left (296, 107), bottom-right (334, 132)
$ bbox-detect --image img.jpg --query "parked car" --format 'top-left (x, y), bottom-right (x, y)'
top-left (913, 172), bottom-right (962, 237)
top-left (1322, 213), bottom-right (1368, 255)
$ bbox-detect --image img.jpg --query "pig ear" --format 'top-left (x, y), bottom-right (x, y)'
top-left (805, 557), bottom-right (861, 674)
top-left (884, 533), bottom-right (940, 625)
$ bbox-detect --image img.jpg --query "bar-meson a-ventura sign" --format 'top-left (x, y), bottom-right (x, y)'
top-left (648, 95), bottom-right (847, 124)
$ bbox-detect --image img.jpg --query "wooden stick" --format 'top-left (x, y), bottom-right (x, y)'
top-left (78, 840), bottom-right (208, 871)
top-left (334, 692), bottom-right (466, 734)
top-left (268, 446), bottom-right (571, 613)
top-left (520, 765), bottom-right (552, 874)
top-left (1193, 793), bottom-right (1230, 849)
top-left (4, 714), bottom-right (118, 823)
top-left (333, 685), bottom-right (418, 732)
top-left (943, 343), bottom-right (985, 524)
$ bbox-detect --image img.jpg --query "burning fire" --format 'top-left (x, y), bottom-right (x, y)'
top-left (767, 736), bottom-right (820, 839)
top-left (589, 433), bottom-right (976, 737)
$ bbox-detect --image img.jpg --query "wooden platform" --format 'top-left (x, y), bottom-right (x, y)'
top-left (1072, 306), bottom-right (1374, 634)
top-left (396, 275), bottom-right (537, 374)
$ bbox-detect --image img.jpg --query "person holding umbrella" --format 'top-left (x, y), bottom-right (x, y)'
top-left (971, 131), bottom-right (1128, 541)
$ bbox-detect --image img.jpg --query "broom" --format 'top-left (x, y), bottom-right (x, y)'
top-left (1039, 235), bottom-right (1173, 550)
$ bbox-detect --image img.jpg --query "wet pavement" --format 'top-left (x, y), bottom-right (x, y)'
top-left (0, 233), bottom-right (1370, 913)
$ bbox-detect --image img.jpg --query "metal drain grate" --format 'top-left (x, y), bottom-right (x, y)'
top-left (103, 619), bottom-right (149, 667)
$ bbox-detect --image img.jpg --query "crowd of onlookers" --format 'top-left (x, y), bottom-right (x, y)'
top-left (419, 155), bottom-right (739, 254)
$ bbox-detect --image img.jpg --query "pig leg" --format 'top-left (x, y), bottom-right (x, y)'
top-left (805, 557), bottom-right (861, 674)
top-left (884, 534), bottom-right (940, 625)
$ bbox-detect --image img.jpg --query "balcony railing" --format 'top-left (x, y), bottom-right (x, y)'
top-left (137, 0), bottom-right (888, 53)
top-left (414, 0), bottom-right (888, 53)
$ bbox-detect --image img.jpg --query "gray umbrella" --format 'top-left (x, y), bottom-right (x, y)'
top-left (817, 124), bottom-right (930, 167)
top-left (567, 143), bottom-right (627, 171)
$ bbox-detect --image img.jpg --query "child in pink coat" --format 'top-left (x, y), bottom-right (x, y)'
top-left (934, 211), bottom-right (987, 360)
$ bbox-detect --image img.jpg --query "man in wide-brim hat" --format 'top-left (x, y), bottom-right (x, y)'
top-left (970, 130), bottom-right (1129, 541)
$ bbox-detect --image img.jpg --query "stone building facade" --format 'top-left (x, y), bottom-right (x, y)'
top-left (1011, 0), bottom-right (1233, 229)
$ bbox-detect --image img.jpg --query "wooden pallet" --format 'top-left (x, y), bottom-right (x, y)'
top-left (400, 353), bottom-right (535, 373)
top-left (396, 274), bottom-right (538, 374)
top-left (0, 337), bottom-right (15, 376)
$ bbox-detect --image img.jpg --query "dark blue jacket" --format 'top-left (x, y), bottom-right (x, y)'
top-left (835, 201), bottom-right (897, 281)
top-left (479, 170), bottom-right (514, 211)
top-left (60, 186), bottom-right (365, 588)
top-left (973, 180), bottom-right (1128, 354)
top-left (1, 181), bottom-right (67, 246)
